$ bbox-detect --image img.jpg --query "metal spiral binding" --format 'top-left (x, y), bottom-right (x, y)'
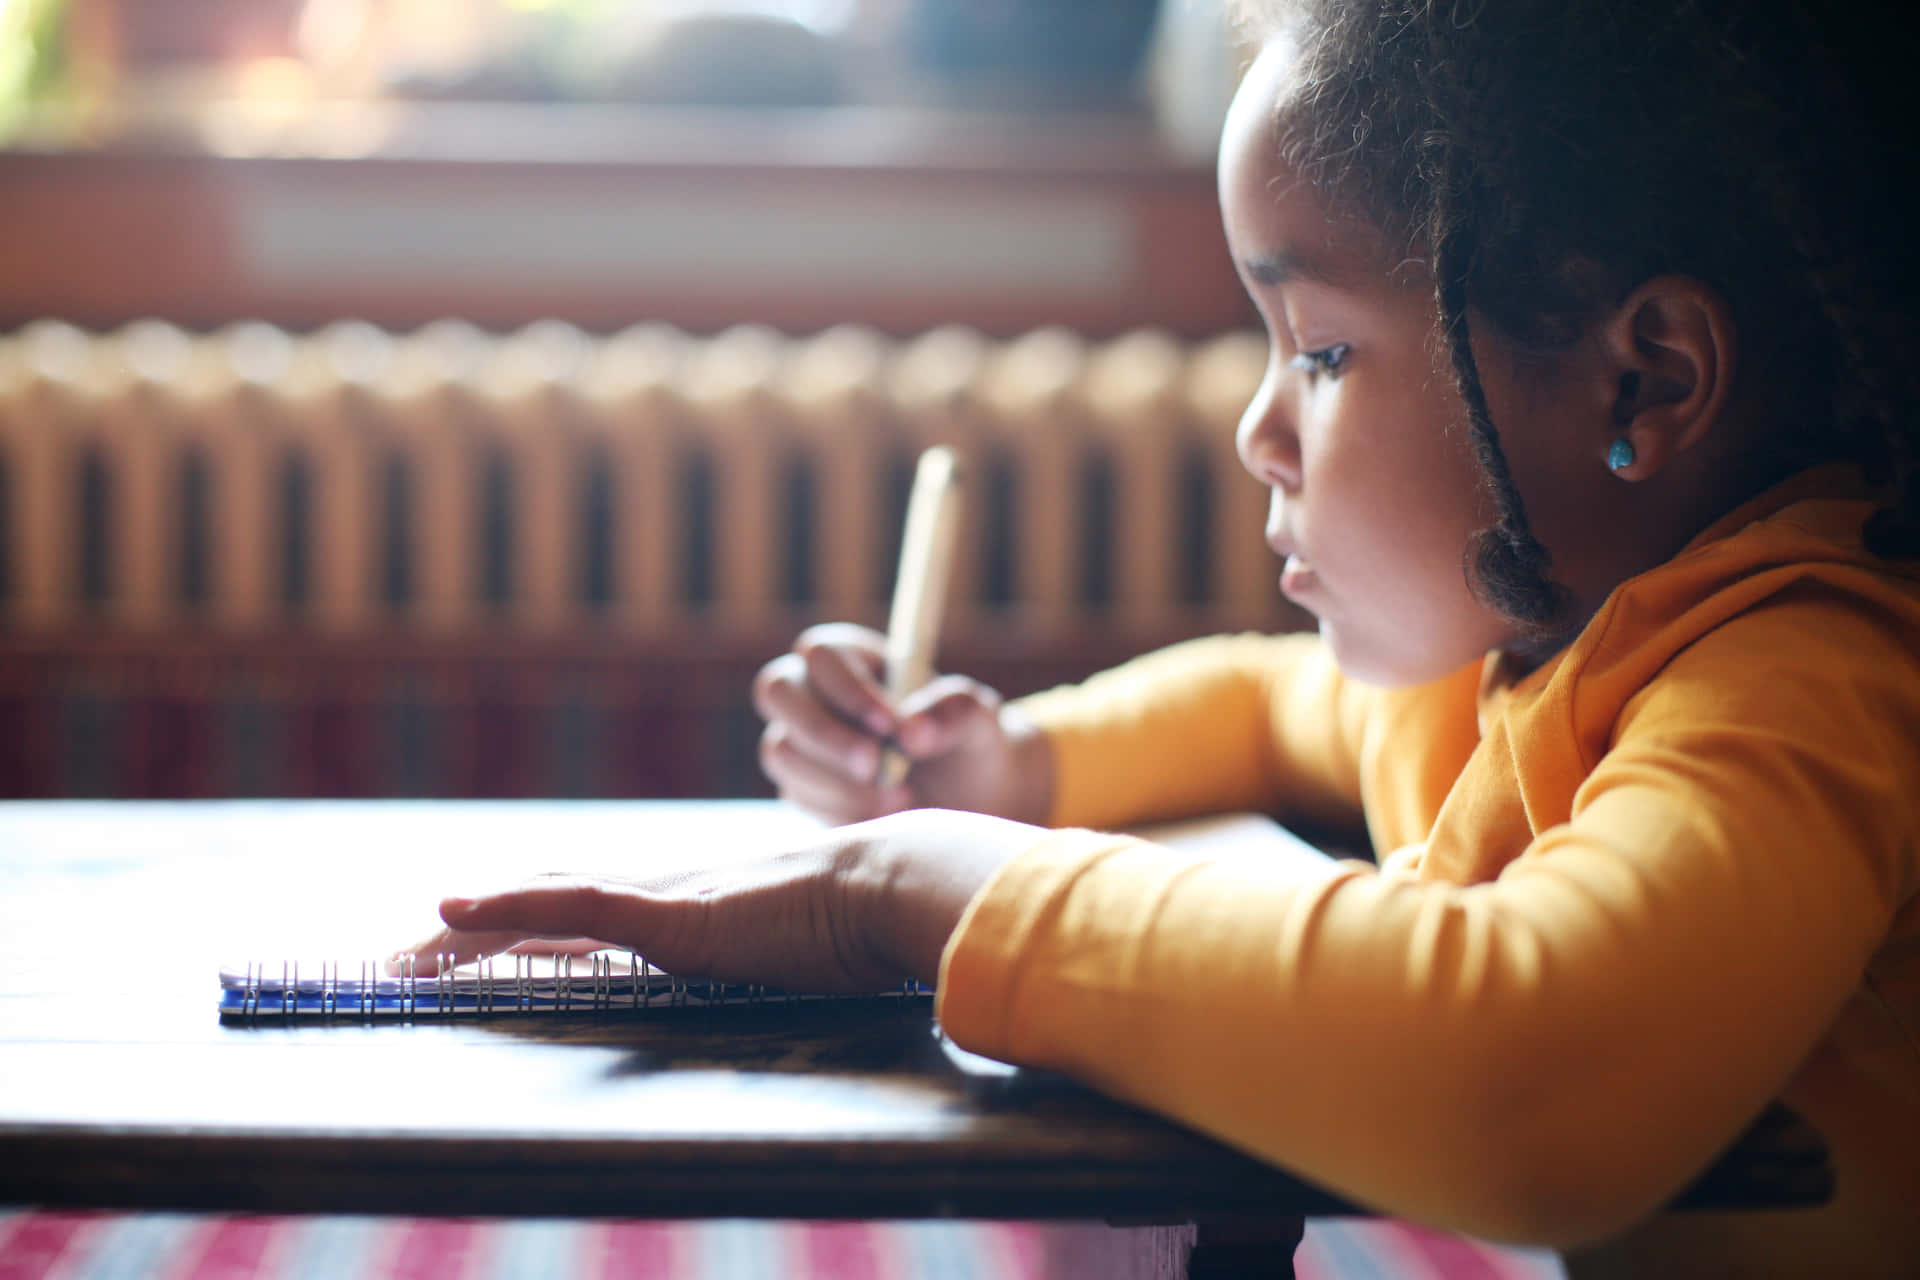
top-left (228, 951), bottom-right (930, 1022)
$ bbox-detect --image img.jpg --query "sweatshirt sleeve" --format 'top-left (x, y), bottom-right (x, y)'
top-left (938, 596), bottom-right (1914, 1246)
top-left (1012, 631), bottom-right (1372, 833)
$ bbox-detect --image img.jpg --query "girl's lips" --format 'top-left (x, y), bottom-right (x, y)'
top-left (1280, 553), bottom-right (1318, 600)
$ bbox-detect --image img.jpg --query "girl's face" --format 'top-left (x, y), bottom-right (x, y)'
top-left (1220, 39), bottom-right (1559, 686)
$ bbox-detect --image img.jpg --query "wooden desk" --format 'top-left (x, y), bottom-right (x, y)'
top-left (0, 801), bottom-right (1347, 1221)
top-left (0, 802), bottom-right (1830, 1268)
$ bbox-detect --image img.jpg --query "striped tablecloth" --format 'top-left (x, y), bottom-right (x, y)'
top-left (0, 1211), bottom-right (1564, 1279)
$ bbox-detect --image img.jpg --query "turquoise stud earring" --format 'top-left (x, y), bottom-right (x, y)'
top-left (1608, 437), bottom-right (1636, 473)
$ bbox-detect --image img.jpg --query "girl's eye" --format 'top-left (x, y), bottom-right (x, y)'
top-left (1288, 344), bottom-right (1351, 379)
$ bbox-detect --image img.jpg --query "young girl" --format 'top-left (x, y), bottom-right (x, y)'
top-left (404, 1), bottom-right (1920, 1272)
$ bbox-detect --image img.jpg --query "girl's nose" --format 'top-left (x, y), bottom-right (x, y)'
top-left (1235, 364), bottom-right (1302, 492)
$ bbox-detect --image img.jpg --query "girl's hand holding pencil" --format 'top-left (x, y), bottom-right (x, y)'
top-left (751, 622), bottom-right (1053, 827)
top-left (755, 441), bottom-right (1050, 828)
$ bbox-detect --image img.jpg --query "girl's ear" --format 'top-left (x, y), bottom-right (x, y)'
top-left (1599, 276), bottom-right (1737, 481)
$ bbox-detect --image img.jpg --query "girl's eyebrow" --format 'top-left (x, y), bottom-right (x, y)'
top-left (1243, 247), bottom-right (1348, 288)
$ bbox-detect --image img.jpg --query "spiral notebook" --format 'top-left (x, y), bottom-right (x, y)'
top-left (218, 954), bottom-right (930, 1022)
top-left (216, 811), bottom-right (1333, 1023)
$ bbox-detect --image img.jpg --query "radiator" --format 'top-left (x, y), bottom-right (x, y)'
top-left (0, 319), bottom-right (1279, 642)
top-left (0, 319), bottom-right (1290, 799)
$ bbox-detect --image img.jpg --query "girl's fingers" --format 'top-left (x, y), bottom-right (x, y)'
top-left (750, 625), bottom-right (909, 820)
top-left (439, 878), bottom-right (645, 944)
top-left (756, 671), bottom-right (886, 783)
top-left (760, 720), bottom-right (881, 800)
top-left (396, 860), bottom-right (864, 992)
top-left (792, 622), bottom-right (889, 680)
top-left (388, 932), bottom-right (612, 976)
top-left (388, 818), bottom-right (972, 997)
top-left (504, 937), bottom-right (612, 957)
top-left (760, 726), bottom-right (893, 824)
top-left (896, 676), bottom-right (1002, 759)
top-left (751, 626), bottom-right (888, 728)
top-left (388, 926), bottom-right (530, 974)
top-left (406, 882), bottom-right (715, 979)
top-left (794, 629), bottom-right (897, 737)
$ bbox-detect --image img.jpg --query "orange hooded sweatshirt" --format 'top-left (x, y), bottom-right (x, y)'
top-left (936, 468), bottom-right (1920, 1277)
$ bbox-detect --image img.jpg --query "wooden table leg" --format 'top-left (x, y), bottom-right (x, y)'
top-left (1185, 1215), bottom-right (1305, 1279)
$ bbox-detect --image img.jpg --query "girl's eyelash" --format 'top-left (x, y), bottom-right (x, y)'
top-left (1288, 344), bottom-right (1352, 378)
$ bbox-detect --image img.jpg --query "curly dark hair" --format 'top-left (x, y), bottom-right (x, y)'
top-left (1233, 0), bottom-right (1920, 637)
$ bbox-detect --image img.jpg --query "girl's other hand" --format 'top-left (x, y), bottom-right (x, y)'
top-left (752, 623), bottom-right (1053, 826)
top-left (389, 810), bottom-right (1038, 990)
